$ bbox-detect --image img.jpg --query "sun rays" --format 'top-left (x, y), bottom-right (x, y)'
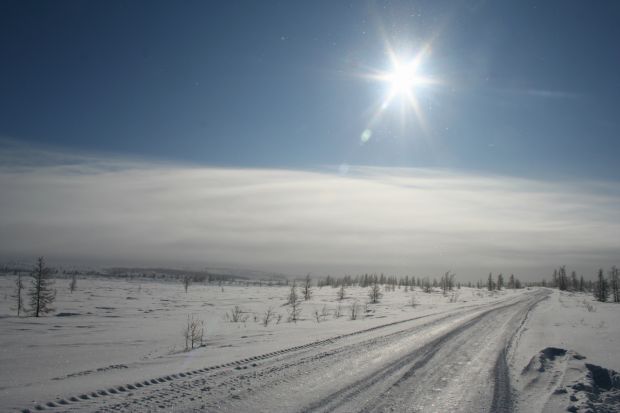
top-left (357, 42), bottom-right (440, 146)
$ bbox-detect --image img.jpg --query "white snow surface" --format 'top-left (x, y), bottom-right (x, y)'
top-left (0, 276), bottom-right (618, 412)
top-left (511, 290), bottom-right (620, 412)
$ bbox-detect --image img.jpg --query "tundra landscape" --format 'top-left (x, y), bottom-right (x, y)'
top-left (1, 0), bottom-right (620, 412)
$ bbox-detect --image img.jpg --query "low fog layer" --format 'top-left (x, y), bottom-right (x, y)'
top-left (1, 144), bottom-right (619, 280)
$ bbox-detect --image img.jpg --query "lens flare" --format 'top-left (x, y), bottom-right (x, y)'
top-left (360, 129), bottom-right (372, 144)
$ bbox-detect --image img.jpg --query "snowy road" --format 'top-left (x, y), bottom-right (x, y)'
top-left (27, 289), bottom-right (549, 413)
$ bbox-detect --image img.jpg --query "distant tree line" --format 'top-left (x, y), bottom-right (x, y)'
top-left (531, 265), bottom-right (619, 304)
top-left (316, 271), bottom-right (524, 294)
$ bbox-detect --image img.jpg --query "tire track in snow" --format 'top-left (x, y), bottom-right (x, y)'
top-left (87, 305), bottom-right (489, 412)
top-left (17, 293), bottom-right (536, 413)
top-left (307, 297), bottom-right (538, 413)
top-left (491, 289), bottom-right (551, 413)
top-left (354, 289), bottom-right (549, 413)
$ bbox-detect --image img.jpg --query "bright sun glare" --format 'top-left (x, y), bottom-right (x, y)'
top-left (367, 45), bottom-right (436, 112)
top-left (358, 44), bottom-right (438, 144)
top-left (385, 60), bottom-right (424, 96)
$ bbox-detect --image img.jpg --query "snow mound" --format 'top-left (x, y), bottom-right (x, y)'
top-left (517, 347), bottom-right (620, 412)
top-left (522, 347), bottom-right (570, 374)
top-left (568, 363), bottom-right (620, 412)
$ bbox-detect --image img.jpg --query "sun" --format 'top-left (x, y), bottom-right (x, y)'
top-left (356, 43), bottom-right (439, 144)
top-left (385, 59), bottom-right (424, 97)
top-left (365, 46), bottom-right (436, 115)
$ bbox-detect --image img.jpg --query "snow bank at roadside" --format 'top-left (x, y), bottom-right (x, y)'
top-left (515, 347), bottom-right (620, 412)
top-left (511, 289), bottom-right (620, 412)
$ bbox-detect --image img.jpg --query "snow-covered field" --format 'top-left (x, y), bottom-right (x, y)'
top-left (0, 275), bottom-right (618, 412)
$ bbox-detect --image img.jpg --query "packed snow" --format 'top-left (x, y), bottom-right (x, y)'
top-left (0, 274), bottom-right (618, 412)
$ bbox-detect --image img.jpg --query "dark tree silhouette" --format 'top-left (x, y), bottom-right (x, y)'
top-left (29, 257), bottom-right (56, 317)
top-left (487, 273), bottom-right (495, 291)
top-left (557, 266), bottom-right (569, 291)
top-left (337, 284), bottom-right (346, 301)
top-left (14, 273), bottom-right (24, 316)
top-left (368, 280), bottom-right (382, 304)
top-left (69, 273), bottom-right (77, 293)
top-left (303, 274), bottom-right (312, 300)
top-left (609, 266), bottom-right (619, 303)
top-left (497, 273), bottom-right (504, 290)
top-left (594, 268), bottom-right (609, 303)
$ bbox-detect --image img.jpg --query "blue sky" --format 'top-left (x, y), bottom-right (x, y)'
top-left (1, 0), bottom-right (619, 179)
top-left (1, 1), bottom-right (620, 278)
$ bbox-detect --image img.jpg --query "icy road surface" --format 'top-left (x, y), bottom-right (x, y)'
top-left (25, 289), bottom-right (549, 413)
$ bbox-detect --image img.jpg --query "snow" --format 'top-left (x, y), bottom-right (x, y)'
top-left (510, 289), bottom-right (620, 412)
top-left (512, 289), bottom-right (620, 372)
top-left (1, 276), bottom-right (618, 412)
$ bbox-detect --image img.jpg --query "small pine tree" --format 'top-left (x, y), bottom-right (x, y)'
top-left (609, 266), bottom-right (619, 303)
top-left (69, 273), bottom-right (77, 293)
top-left (337, 284), bottom-right (346, 301)
top-left (497, 273), bottom-right (504, 290)
top-left (29, 257), bottom-right (56, 317)
top-left (440, 271), bottom-right (455, 295)
top-left (422, 278), bottom-right (432, 293)
top-left (594, 269), bottom-right (609, 303)
top-left (570, 271), bottom-right (578, 291)
top-left (557, 266), bottom-right (568, 291)
top-left (14, 274), bottom-right (24, 316)
top-left (287, 281), bottom-right (298, 305)
top-left (368, 280), bottom-right (382, 304)
top-left (303, 274), bottom-right (312, 300)
top-left (487, 273), bottom-right (495, 291)
top-left (288, 298), bottom-right (301, 323)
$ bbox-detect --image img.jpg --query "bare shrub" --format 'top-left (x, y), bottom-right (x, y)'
top-left (349, 300), bottom-right (360, 320)
top-left (320, 304), bottom-right (329, 319)
top-left (262, 307), bottom-right (275, 326)
top-left (583, 300), bottom-right (596, 312)
top-left (183, 275), bottom-right (191, 293)
top-left (313, 305), bottom-right (329, 323)
top-left (313, 308), bottom-right (321, 323)
top-left (183, 314), bottom-right (205, 351)
top-left (334, 303), bottom-right (342, 319)
top-left (225, 306), bottom-right (249, 323)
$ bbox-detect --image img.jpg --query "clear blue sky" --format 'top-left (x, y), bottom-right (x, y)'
top-left (1, 0), bottom-right (620, 179)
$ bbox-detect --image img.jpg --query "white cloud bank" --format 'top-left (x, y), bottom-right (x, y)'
top-left (1, 144), bottom-right (619, 280)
